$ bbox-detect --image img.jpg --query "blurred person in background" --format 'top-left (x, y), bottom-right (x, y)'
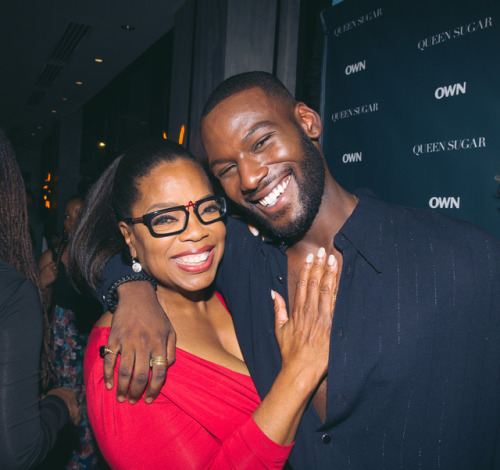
top-left (39, 196), bottom-right (100, 469)
top-left (0, 128), bottom-right (80, 469)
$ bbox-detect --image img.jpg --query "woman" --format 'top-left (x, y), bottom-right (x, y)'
top-left (72, 140), bottom-right (337, 469)
top-left (38, 196), bottom-right (99, 469)
top-left (0, 129), bottom-right (80, 469)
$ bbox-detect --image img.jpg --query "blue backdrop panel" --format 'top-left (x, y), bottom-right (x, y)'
top-left (320, 0), bottom-right (500, 238)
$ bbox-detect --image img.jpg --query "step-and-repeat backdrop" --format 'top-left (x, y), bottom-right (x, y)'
top-left (320, 0), bottom-right (500, 238)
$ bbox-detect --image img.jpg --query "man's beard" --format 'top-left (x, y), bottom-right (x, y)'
top-left (239, 125), bottom-right (326, 241)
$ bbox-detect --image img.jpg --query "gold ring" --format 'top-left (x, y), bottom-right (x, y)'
top-left (99, 345), bottom-right (117, 358)
top-left (150, 356), bottom-right (168, 367)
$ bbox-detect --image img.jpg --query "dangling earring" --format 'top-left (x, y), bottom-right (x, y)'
top-left (132, 258), bottom-right (142, 273)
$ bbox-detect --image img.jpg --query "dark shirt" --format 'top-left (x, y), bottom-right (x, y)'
top-left (101, 191), bottom-right (500, 469)
top-left (0, 260), bottom-right (70, 469)
top-left (50, 249), bottom-right (101, 333)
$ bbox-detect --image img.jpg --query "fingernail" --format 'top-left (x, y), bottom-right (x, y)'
top-left (270, 289), bottom-right (276, 300)
top-left (117, 396), bottom-right (126, 403)
top-left (146, 397), bottom-right (153, 405)
top-left (328, 254), bottom-right (335, 266)
top-left (306, 253), bottom-right (314, 263)
top-left (105, 382), bottom-right (112, 390)
top-left (317, 247), bottom-right (326, 258)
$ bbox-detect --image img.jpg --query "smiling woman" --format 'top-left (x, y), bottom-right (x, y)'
top-left (67, 138), bottom-right (338, 469)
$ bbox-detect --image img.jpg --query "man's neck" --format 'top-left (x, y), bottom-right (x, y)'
top-left (287, 177), bottom-right (356, 259)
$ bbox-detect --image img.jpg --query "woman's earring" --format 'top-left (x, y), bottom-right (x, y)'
top-left (132, 258), bottom-right (143, 273)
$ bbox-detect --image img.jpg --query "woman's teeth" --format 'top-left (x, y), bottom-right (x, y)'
top-left (259, 176), bottom-right (289, 207)
top-left (173, 251), bottom-right (210, 265)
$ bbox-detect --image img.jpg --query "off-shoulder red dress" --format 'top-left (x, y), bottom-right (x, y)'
top-left (83, 297), bottom-right (292, 469)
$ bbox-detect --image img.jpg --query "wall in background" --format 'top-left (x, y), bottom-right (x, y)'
top-left (320, 0), bottom-right (500, 238)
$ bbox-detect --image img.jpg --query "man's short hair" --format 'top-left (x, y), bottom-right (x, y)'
top-left (201, 71), bottom-right (297, 123)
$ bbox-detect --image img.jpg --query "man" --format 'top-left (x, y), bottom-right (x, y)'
top-left (96, 72), bottom-right (500, 469)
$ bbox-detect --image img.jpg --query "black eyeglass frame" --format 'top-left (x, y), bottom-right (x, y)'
top-left (123, 195), bottom-right (227, 238)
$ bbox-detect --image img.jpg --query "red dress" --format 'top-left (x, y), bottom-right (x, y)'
top-left (84, 301), bottom-right (292, 469)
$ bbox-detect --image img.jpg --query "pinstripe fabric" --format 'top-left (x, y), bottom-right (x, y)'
top-left (217, 190), bottom-right (500, 470)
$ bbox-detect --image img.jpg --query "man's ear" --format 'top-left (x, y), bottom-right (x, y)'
top-left (118, 222), bottom-right (138, 259)
top-left (294, 102), bottom-right (322, 140)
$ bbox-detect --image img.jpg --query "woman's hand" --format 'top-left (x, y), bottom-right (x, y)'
top-left (45, 387), bottom-right (81, 425)
top-left (273, 248), bottom-right (338, 385)
top-left (252, 248), bottom-right (338, 445)
top-left (39, 261), bottom-right (58, 289)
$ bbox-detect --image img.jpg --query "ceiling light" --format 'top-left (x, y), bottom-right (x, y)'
top-left (37, 126), bottom-right (42, 130)
top-left (61, 97), bottom-right (68, 101)
top-left (98, 142), bottom-right (106, 148)
top-left (121, 24), bottom-right (135, 32)
top-left (94, 58), bottom-right (104, 63)
top-left (51, 109), bottom-right (57, 113)
top-left (75, 81), bottom-right (83, 85)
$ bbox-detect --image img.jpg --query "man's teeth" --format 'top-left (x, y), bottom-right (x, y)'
top-left (173, 251), bottom-right (210, 265)
top-left (259, 177), bottom-right (289, 207)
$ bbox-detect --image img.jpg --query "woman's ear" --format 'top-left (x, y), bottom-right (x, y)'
top-left (294, 102), bottom-right (322, 140)
top-left (118, 222), bottom-right (138, 259)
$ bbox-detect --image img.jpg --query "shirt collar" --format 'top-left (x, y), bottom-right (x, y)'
top-left (336, 189), bottom-right (383, 273)
top-left (259, 189), bottom-right (384, 270)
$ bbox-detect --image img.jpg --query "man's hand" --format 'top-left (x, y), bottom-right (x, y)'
top-left (105, 281), bottom-right (176, 404)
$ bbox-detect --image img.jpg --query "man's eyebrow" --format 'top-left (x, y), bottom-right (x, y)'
top-left (208, 121), bottom-right (274, 170)
top-left (242, 121), bottom-right (274, 143)
top-left (209, 158), bottom-right (227, 170)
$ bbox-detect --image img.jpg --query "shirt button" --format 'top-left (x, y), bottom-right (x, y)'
top-left (337, 328), bottom-right (344, 341)
top-left (321, 434), bottom-right (332, 444)
top-left (277, 275), bottom-right (284, 284)
top-left (102, 295), bottom-right (106, 301)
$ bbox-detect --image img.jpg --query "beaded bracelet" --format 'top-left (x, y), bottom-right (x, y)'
top-left (106, 272), bottom-right (158, 313)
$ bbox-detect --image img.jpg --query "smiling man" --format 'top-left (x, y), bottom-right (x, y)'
top-left (84, 72), bottom-right (500, 469)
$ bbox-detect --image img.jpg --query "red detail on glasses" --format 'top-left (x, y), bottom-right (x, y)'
top-left (185, 201), bottom-right (196, 210)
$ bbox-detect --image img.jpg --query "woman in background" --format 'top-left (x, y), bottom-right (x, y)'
top-left (0, 128), bottom-right (80, 469)
top-left (39, 196), bottom-right (99, 469)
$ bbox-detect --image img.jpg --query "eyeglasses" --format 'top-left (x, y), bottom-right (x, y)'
top-left (124, 195), bottom-right (227, 238)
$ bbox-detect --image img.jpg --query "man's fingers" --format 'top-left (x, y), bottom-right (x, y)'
top-left (102, 340), bottom-right (120, 391)
top-left (145, 361), bottom-right (168, 405)
top-left (166, 329), bottom-right (177, 369)
top-left (127, 349), bottom-right (152, 404)
top-left (144, 329), bottom-right (176, 404)
top-left (115, 349), bottom-right (135, 402)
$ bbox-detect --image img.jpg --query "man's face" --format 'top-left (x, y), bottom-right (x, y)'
top-left (202, 87), bottom-right (325, 239)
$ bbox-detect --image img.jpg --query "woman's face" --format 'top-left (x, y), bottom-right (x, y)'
top-left (120, 159), bottom-right (226, 294)
top-left (64, 198), bottom-right (84, 235)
